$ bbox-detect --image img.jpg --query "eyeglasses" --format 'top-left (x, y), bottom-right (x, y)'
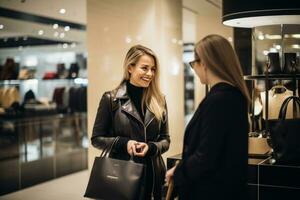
top-left (189, 59), bottom-right (200, 68)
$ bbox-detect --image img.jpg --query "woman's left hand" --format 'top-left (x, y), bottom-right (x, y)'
top-left (134, 142), bottom-right (149, 157)
top-left (165, 166), bottom-right (176, 185)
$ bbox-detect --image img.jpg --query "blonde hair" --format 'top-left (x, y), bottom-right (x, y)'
top-left (195, 34), bottom-right (251, 103)
top-left (119, 45), bottom-right (166, 120)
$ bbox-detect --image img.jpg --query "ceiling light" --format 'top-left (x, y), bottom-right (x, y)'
top-left (62, 43), bottom-right (68, 48)
top-left (263, 50), bottom-right (269, 56)
top-left (292, 44), bottom-right (300, 49)
top-left (64, 26), bottom-right (70, 31)
top-left (265, 34), bottom-right (281, 40)
top-left (291, 34), bottom-right (300, 39)
top-left (53, 24), bottom-right (59, 29)
top-left (258, 34), bottom-right (264, 40)
top-left (59, 8), bottom-right (66, 14)
top-left (275, 45), bottom-right (281, 50)
top-left (0, 24), bottom-right (4, 29)
top-left (38, 30), bottom-right (44, 35)
top-left (59, 32), bottom-right (65, 38)
top-left (125, 37), bottom-right (132, 43)
top-left (54, 32), bottom-right (59, 37)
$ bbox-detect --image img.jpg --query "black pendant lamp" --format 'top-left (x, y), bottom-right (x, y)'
top-left (222, 0), bottom-right (300, 27)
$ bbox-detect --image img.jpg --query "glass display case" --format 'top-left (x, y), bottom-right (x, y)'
top-left (252, 24), bottom-right (300, 76)
top-left (246, 25), bottom-right (300, 158)
top-left (0, 78), bottom-right (88, 195)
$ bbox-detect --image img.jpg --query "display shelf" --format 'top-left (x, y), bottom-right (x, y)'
top-left (244, 74), bottom-right (300, 80)
top-left (0, 78), bottom-right (88, 86)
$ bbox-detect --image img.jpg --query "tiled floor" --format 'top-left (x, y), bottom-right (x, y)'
top-left (0, 170), bottom-right (91, 200)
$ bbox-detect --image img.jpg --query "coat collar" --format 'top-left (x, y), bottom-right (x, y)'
top-left (115, 82), bottom-right (155, 126)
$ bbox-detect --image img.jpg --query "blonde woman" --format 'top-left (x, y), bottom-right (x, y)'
top-left (166, 34), bottom-right (250, 200)
top-left (92, 45), bottom-right (170, 200)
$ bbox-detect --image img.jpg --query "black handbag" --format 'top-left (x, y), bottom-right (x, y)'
top-left (84, 138), bottom-right (145, 200)
top-left (268, 96), bottom-right (300, 165)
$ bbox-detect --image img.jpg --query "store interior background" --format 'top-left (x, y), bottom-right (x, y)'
top-left (2, 0), bottom-right (299, 199)
top-left (0, 0), bottom-right (232, 197)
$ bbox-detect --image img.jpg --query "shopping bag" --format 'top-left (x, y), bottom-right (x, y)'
top-left (84, 139), bottom-right (145, 200)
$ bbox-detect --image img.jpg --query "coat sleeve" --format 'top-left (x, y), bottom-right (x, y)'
top-left (91, 92), bottom-right (129, 154)
top-left (148, 100), bottom-right (170, 156)
top-left (173, 98), bottom-right (230, 186)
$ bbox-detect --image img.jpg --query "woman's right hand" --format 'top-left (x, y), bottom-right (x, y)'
top-left (127, 140), bottom-right (138, 156)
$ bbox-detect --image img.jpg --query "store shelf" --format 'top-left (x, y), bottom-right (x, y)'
top-left (244, 74), bottom-right (300, 80)
top-left (0, 78), bottom-right (88, 86)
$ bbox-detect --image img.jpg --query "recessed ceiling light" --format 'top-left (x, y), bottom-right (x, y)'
top-left (59, 8), bottom-right (66, 14)
top-left (53, 24), bottom-right (59, 29)
top-left (38, 30), bottom-right (44, 35)
top-left (263, 50), bottom-right (269, 56)
top-left (258, 34), bottom-right (264, 40)
top-left (62, 43), bottom-right (68, 48)
top-left (64, 26), bottom-right (70, 31)
top-left (0, 24), bottom-right (4, 29)
top-left (125, 36), bottom-right (132, 43)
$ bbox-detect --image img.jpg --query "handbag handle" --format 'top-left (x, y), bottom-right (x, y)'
top-left (278, 96), bottom-right (300, 120)
top-left (100, 136), bottom-right (120, 158)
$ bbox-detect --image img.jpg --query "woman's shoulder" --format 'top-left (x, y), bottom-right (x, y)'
top-left (102, 87), bottom-right (119, 98)
top-left (203, 88), bottom-right (245, 111)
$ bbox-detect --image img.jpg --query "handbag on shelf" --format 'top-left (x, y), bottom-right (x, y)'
top-left (84, 138), bottom-right (145, 200)
top-left (268, 96), bottom-right (300, 165)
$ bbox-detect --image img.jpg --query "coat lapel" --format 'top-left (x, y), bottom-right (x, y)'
top-left (115, 81), bottom-right (155, 127)
top-left (144, 107), bottom-right (155, 127)
top-left (121, 99), bottom-right (144, 124)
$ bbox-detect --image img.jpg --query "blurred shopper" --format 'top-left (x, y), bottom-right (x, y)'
top-left (91, 45), bottom-right (170, 200)
top-left (0, 58), bottom-right (18, 80)
top-left (166, 34), bottom-right (250, 200)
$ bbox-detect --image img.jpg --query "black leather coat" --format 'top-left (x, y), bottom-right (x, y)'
top-left (91, 82), bottom-right (170, 199)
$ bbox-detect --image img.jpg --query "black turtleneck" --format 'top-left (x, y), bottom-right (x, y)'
top-left (126, 81), bottom-right (158, 157)
top-left (126, 81), bottom-right (145, 119)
